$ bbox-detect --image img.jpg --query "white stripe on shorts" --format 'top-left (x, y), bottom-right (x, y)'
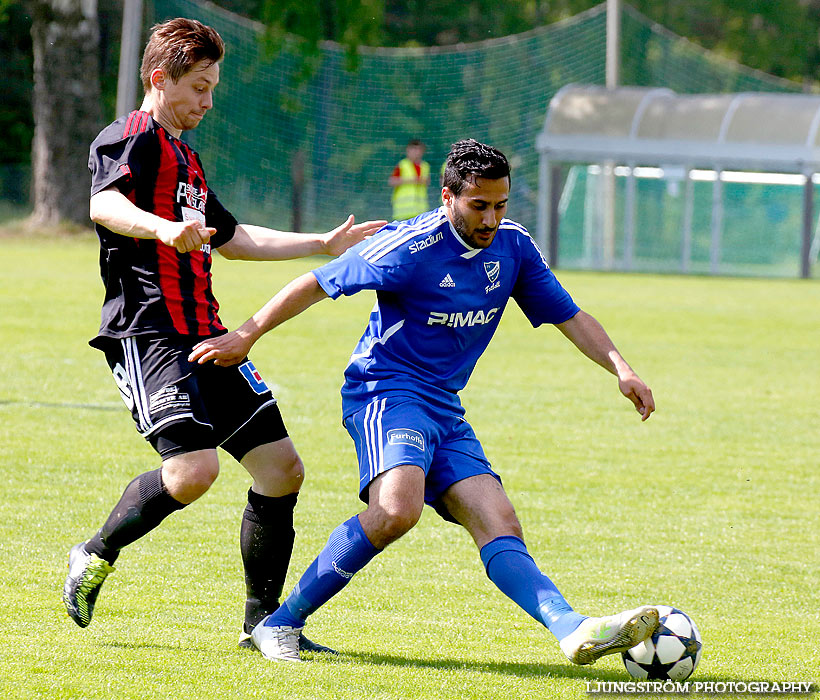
top-left (122, 336), bottom-right (151, 433)
top-left (364, 398), bottom-right (386, 483)
top-left (364, 400), bottom-right (376, 479)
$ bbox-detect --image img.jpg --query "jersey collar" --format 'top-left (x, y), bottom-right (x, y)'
top-left (445, 216), bottom-right (484, 259)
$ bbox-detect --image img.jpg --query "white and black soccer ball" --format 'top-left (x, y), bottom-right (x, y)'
top-left (622, 606), bottom-right (703, 681)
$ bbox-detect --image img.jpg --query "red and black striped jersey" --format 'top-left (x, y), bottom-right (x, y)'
top-left (88, 110), bottom-right (238, 348)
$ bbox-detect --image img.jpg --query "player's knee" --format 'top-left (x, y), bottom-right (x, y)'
top-left (471, 500), bottom-right (523, 542)
top-left (162, 452), bottom-right (220, 503)
top-left (178, 463), bottom-right (219, 501)
top-left (262, 449), bottom-right (304, 487)
top-left (267, 452), bottom-right (304, 495)
top-left (242, 442), bottom-right (305, 495)
top-left (189, 460), bottom-right (220, 492)
top-left (497, 500), bottom-right (523, 538)
top-left (281, 453), bottom-right (304, 486)
top-left (507, 517), bottom-right (524, 540)
top-left (375, 503), bottom-right (422, 544)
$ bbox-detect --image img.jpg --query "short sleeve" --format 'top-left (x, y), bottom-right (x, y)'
top-left (205, 188), bottom-right (237, 248)
top-left (88, 129), bottom-right (155, 197)
top-left (313, 244), bottom-right (414, 299)
top-left (512, 235), bottom-right (579, 327)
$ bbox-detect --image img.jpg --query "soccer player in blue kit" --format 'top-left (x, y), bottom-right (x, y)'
top-left (190, 139), bottom-right (659, 664)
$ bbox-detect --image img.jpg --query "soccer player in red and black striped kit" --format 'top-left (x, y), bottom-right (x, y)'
top-left (62, 18), bottom-right (385, 652)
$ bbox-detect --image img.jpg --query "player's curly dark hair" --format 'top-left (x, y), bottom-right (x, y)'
top-left (140, 18), bottom-right (225, 93)
top-left (442, 139), bottom-right (511, 195)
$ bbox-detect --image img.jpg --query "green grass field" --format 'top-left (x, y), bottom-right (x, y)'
top-left (1, 232), bottom-right (817, 699)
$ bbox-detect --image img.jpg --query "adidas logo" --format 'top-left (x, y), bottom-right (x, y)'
top-left (439, 274), bottom-right (456, 288)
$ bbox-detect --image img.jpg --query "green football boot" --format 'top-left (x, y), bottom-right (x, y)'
top-left (62, 543), bottom-right (115, 628)
top-left (560, 605), bottom-right (659, 665)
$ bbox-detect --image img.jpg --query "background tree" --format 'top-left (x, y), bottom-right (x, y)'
top-left (29, 0), bottom-right (102, 227)
top-left (0, 4), bottom-right (33, 166)
top-left (255, 0), bottom-right (820, 86)
top-left (2, 0), bottom-right (820, 231)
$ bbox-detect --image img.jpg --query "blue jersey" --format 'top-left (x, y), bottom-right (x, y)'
top-left (313, 208), bottom-right (580, 418)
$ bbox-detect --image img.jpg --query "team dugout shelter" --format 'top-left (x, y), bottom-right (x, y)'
top-left (535, 85), bottom-right (820, 278)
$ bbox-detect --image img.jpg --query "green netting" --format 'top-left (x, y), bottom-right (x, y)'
top-left (621, 5), bottom-right (800, 94)
top-left (146, 0), bottom-right (806, 275)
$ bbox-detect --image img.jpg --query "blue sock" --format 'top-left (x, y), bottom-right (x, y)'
top-left (265, 515), bottom-right (380, 628)
top-left (480, 535), bottom-right (586, 641)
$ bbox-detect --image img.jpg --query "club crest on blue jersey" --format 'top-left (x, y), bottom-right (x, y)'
top-left (484, 260), bottom-right (500, 283)
top-left (387, 428), bottom-right (425, 451)
top-left (238, 360), bottom-right (269, 395)
top-left (484, 260), bottom-right (501, 293)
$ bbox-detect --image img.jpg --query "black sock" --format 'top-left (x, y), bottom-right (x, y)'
top-left (241, 489), bottom-right (298, 630)
top-left (85, 468), bottom-right (186, 565)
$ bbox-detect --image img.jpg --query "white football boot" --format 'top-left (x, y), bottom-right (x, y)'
top-left (240, 625), bottom-right (337, 654)
top-left (251, 620), bottom-right (304, 662)
top-left (560, 605), bottom-right (659, 665)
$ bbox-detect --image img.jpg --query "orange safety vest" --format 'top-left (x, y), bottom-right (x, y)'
top-left (392, 158), bottom-right (430, 220)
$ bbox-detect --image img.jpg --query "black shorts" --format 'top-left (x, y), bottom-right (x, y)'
top-left (101, 334), bottom-right (288, 460)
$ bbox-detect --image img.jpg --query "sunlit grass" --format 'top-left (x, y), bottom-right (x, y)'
top-left (0, 234), bottom-right (817, 698)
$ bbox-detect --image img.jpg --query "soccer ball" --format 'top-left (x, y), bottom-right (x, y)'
top-left (622, 606), bottom-right (703, 681)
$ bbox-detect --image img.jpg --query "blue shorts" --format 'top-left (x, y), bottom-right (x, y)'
top-left (343, 396), bottom-right (501, 522)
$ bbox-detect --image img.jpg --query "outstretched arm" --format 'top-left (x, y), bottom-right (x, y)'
top-left (188, 272), bottom-right (329, 367)
top-left (216, 215), bottom-right (386, 261)
top-left (556, 310), bottom-right (655, 421)
top-left (90, 187), bottom-right (215, 253)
